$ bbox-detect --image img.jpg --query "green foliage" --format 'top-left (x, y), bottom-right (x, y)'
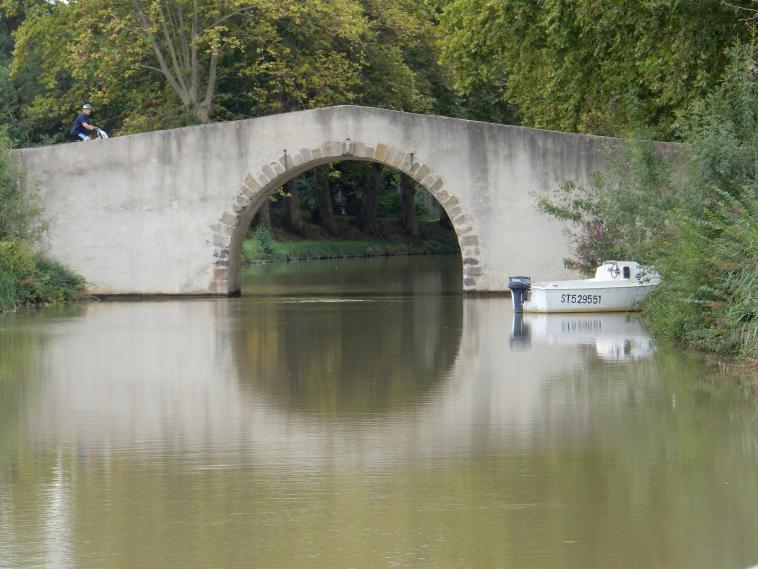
top-left (539, 44), bottom-right (758, 359)
top-left (0, 124), bottom-right (84, 311)
top-left (242, 229), bottom-right (458, 264)
top-left (537, 139), bottom-right (679, 274)
top-left (0, 241), bottom-right (85, 311)
top-left (0, 130), bottom-right (43, 241)
top-left (5, 0), bottom-right (456, 141)
top-left (252, 223), bottom-right (275, 254)
top-left (439, 0), bottom-right (751, 138)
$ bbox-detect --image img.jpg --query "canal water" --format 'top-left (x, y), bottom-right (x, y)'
top-left (1, 255), bottom-right (756, 569)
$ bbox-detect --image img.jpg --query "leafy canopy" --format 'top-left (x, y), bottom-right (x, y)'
top-left (439, 0), bottom-right (751, 138)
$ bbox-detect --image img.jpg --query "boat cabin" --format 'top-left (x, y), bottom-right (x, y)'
top-left (593, 261), bottom-right (643, 282)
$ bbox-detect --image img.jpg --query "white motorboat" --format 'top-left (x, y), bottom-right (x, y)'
top-left (508, 261), bottom-right (660, 313)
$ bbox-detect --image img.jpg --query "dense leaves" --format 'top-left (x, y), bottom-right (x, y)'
top-left (439, 0), bottom-right (752, 138)
top-left (4, 0), bottom-right (455, 142)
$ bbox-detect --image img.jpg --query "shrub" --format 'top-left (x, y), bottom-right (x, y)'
top-left (252, 224), bottom-right (275, 254)
top-left (537, 138), bottom-right (678, 275)
top-left (0, 241), bottom-right (84, 310)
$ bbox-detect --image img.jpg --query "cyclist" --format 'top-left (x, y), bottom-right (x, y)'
top-left (70, 104), bottom-right (100, 141)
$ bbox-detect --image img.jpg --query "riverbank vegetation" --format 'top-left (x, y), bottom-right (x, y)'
top-left (0, 134), bottom-right (84, 312)
top-left (538, 45), bottom-right (757, 362)
top-left (243, 221), bottom-right (458, 264)
top-left (0, 1), bottom-right (755, 361)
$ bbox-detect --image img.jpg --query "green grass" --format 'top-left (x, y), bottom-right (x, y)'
top-left (242, 220), bottom-right (460, 264)
top-left (242, 233), bottom-right (459, 264)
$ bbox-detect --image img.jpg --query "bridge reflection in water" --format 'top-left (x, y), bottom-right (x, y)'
top-left (1, 256), bottom-right (757, 569)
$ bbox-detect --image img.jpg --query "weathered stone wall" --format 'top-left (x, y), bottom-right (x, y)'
top-left (14, 106), bottom-right (636, 295)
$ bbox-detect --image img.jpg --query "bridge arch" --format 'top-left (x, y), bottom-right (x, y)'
top-left (211, 140), bottom-right (481, 294)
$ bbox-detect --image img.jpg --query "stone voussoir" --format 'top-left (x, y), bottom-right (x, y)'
top-left (220, 211), bottom-right (238, 227)
top-left (414, 164), bottom-right (431, 181)
top-left (262, 164), bottom-right (277, 180)
top-left (257, 173), bottom-right (271, 188)
top-left (351, 142), bottom-right (366, 157)
top-left (361, 146), bottom-right (375, 159)
top-left (373, 143), bottom-right (388, 162)
top-left (384, 147), bottom-right (399, 166)
top-left (391, 151), bottom-right (408, 169)
top-left (244, 174), bottom-right (260, 192)
top-left (420, 174), bottom-right (439, 190)
top-left (428, 177), bottom-right (444, 193)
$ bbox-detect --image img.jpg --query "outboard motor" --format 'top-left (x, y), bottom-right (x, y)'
top-left (507, 276), bottom-right (531, 313)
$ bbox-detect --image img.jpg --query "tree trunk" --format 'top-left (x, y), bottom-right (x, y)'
top-left (315, 170), bottom-right (337, 234)
top-left (400, 175), bottom-right (419, 237)
top-left (439, 208), bottom-right (453, 230)
top-left (362, 163), bottom-right (381, 236)
top-left (286, 180), bottom-right (304, 235)
top-left (258, 199), bottom-right (272, 229)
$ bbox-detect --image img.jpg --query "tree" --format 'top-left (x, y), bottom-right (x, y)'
top-left (9, 0), bottom-right (370, 138)
top-left (361, 163), bottom-right (381, 235)
top-left (284, 180), bottom-right (304, 235)
top-left (7, 0), bottom-right (457, 144)
top-left (314, 167), bottom-right (337, 235)
top-left (399, 174), bottom-right (418, 236)
top-left (439, 0), bottom-right (752, 138)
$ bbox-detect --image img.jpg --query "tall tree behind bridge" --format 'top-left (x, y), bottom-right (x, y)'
top-left (8, 0), bottom-right (371, 138)
top-left (5, 0), bottom-right (455, 148)
top-left (399, 174), bottom-right (418, 237)
top-left (439, 0), bottom-right (752, 139)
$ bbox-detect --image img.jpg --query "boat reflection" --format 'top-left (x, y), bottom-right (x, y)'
top-left (510, 312), bottom-right (654, 362)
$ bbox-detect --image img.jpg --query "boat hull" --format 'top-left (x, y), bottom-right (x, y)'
top-left (522, 283), bottom-right (656, 313)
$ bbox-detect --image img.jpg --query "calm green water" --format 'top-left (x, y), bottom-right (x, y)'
top-left (1, 255), bottom-right (756, 569)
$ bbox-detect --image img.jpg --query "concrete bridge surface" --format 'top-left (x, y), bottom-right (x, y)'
top-left (15, 105), bottom-right (624, 295)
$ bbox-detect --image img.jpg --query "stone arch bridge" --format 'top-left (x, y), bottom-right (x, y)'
top-left (16, 105), bottom-right (624, 295)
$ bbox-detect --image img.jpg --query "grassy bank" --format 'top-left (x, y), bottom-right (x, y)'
top-left (242, 220), bottom-right (459, 264)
